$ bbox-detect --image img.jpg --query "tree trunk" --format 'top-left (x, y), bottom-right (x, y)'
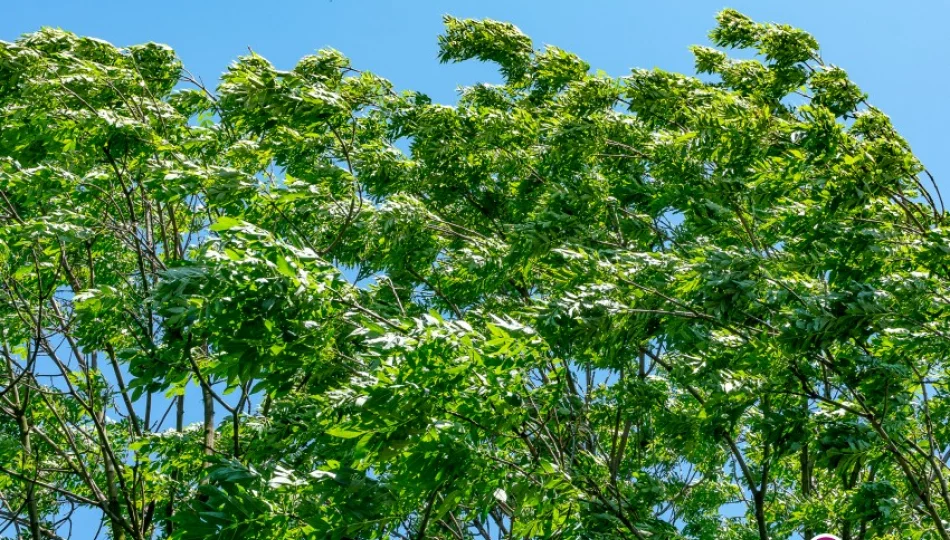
top-left (801, 440), bottom-right (813, 539)
top-left (16, 408), bottom-right (42, 540)
top-left (753, 489), bottom-right (768, 540)
top-left (92, 351), bottom-right (127, 540)
top-left (165, 394), bottom-right (185, 534)
top-left (202, 382), bottom-right (215, 459)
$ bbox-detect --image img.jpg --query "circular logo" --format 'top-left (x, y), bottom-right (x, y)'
top-left (811, 536), bottom-right (841, 540)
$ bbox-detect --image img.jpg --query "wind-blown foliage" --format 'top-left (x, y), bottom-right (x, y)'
top-left (1, 10), bottom-right (948, 539)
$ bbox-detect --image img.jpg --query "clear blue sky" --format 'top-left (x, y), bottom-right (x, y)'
top-left (3, 0), bottom-right (948, 184)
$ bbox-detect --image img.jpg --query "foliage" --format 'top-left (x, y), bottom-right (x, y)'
top-left (0, 10), bottom-right (948, 539)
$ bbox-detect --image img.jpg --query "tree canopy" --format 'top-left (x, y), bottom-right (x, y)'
top-left (0, 9), bottom-right (948, 540)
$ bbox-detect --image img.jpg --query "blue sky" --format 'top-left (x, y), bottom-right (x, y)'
top-left (2, 1), bottom-right (948, 535)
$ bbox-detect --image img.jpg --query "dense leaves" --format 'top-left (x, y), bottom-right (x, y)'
top-left (1, 10), bottom-right (948, 539)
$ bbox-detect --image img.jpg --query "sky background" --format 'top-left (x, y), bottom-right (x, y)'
top-left (2, 1), bottom-right (948, 536)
